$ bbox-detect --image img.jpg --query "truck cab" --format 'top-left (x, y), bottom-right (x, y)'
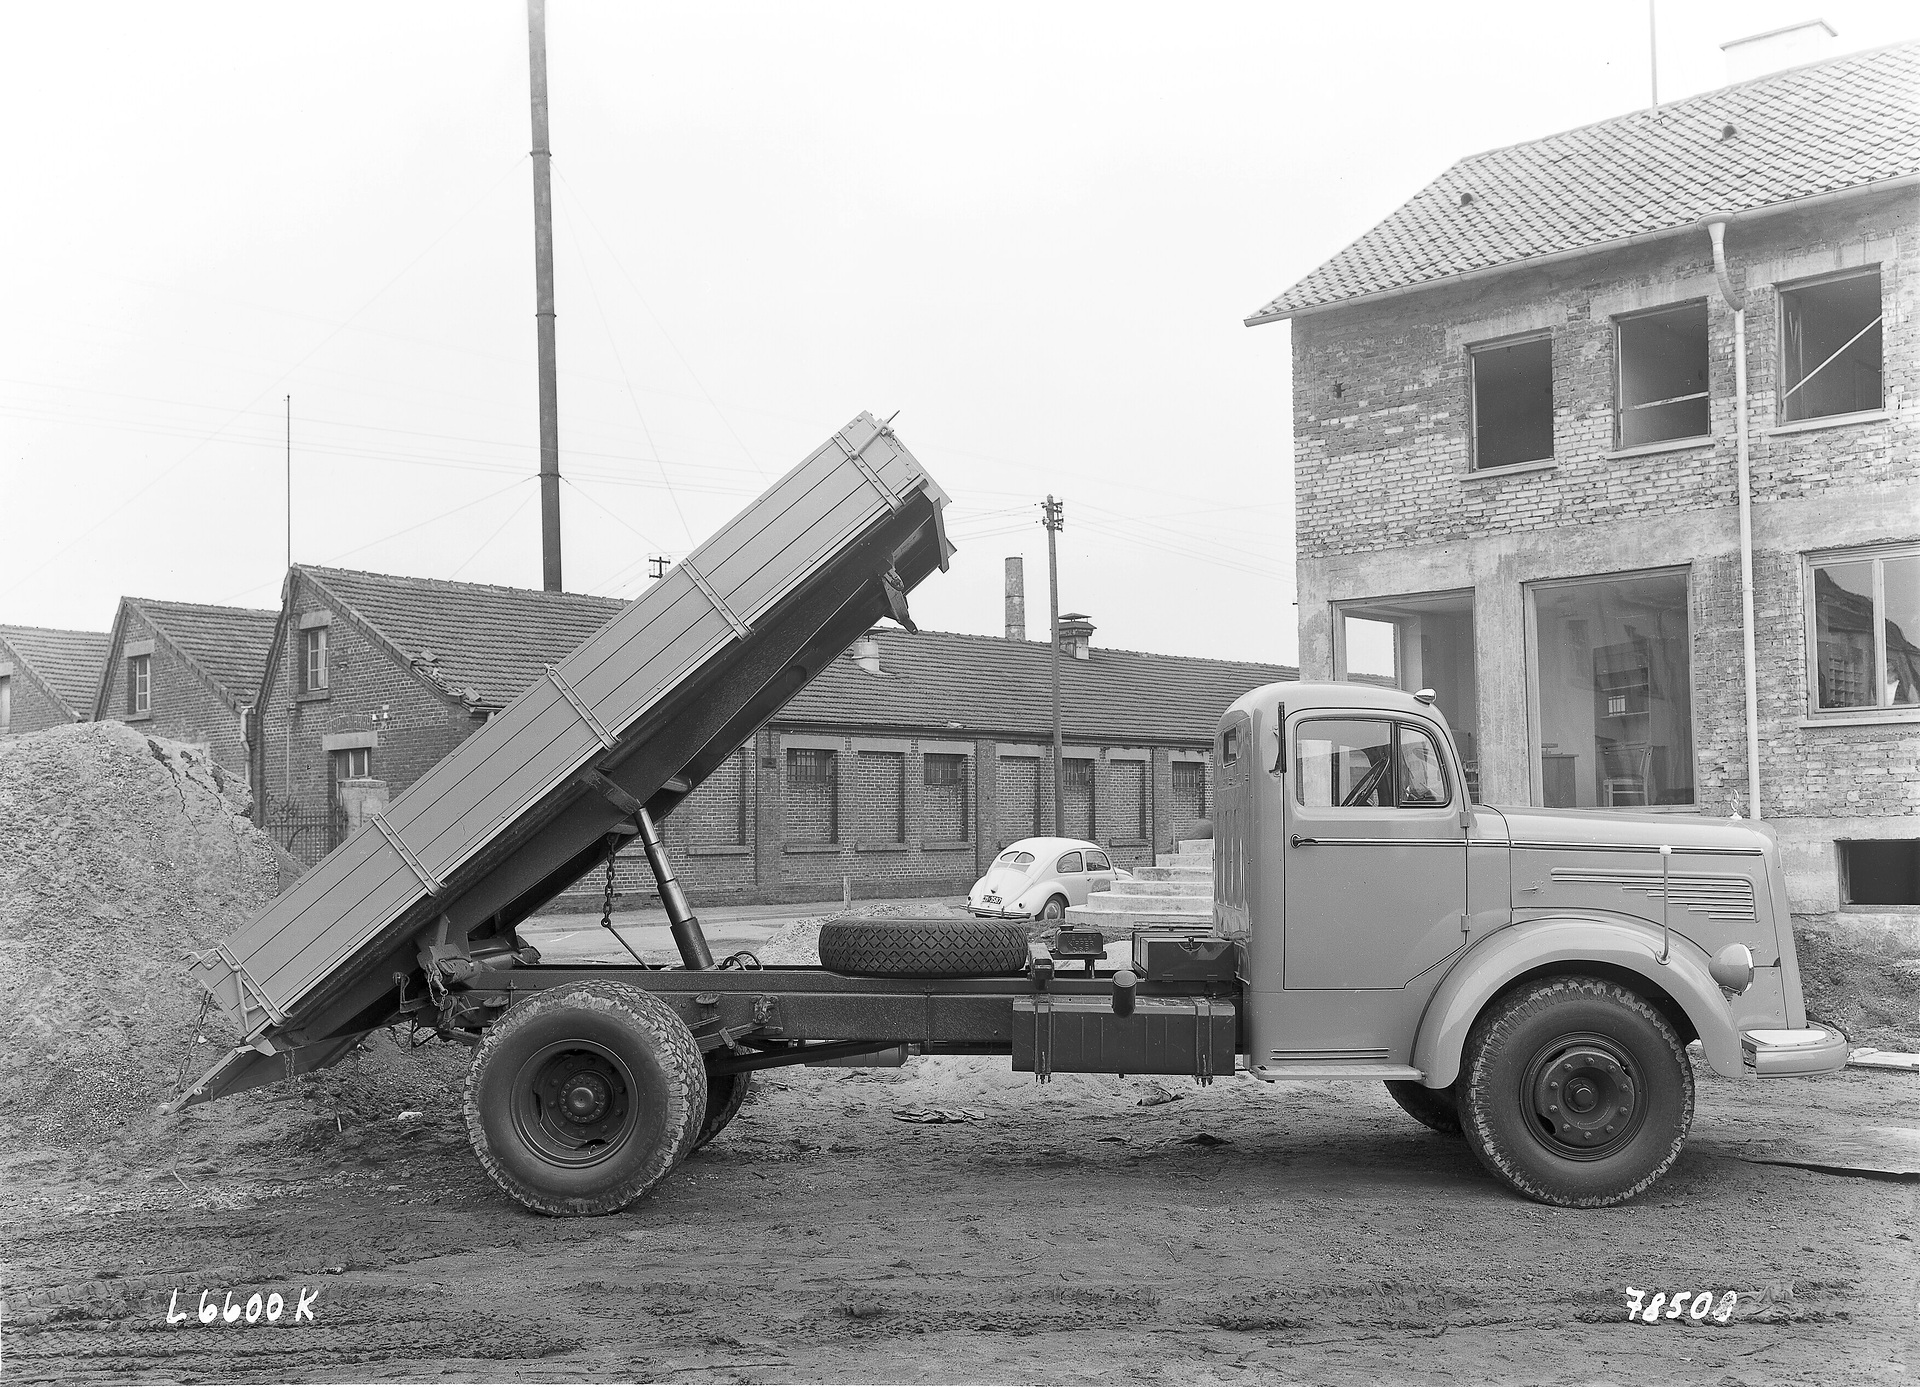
top-left (1214, 680), bottom-right (1847, 1203)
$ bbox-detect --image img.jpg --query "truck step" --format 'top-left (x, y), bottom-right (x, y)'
top-left (1251, 1063), bottom-right (1424, 1082)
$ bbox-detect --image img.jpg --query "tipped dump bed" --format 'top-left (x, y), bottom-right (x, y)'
top-left (181, 414), bottom-right (950, 1104)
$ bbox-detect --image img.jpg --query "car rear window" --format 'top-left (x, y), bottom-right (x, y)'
top-left (997, 851), bottom-right (1034, 867)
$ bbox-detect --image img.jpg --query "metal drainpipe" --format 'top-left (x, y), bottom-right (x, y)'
top-left (1705, 216), bottom-right (1762, 821)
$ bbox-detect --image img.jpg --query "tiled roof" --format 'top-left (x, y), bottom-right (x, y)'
top-left (782, 628), bottom-right (1296, 745)
top-left (299, 567), bottom-right (626, 709)
top-left (126, 599), bottom-right (279, 708)
top-left (0, 624), bottom-right (109, 717)
top-left (1248, 41), bottom-right (1920, 322)
top-left (296, 567), bottom-right (1294, 743)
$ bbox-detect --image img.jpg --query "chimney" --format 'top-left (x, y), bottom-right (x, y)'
top-left (852, 631), bottom-right (881, 675)
top-left (1004, 557), bottom-right (1026, 641)
top-left (1721, 19), bottom-right (1836, 82)
top-left (1058, 612), bottom-right (1095, 661)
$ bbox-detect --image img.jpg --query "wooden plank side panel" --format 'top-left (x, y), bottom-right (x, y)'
top-left (195, 415), bottom-right (944, 1031)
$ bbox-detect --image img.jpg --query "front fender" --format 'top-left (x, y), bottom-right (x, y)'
top-left (1412, 915), bottom-right (1741, 1087)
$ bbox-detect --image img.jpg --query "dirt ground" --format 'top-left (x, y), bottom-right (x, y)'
top-left (3, 1049), bottom-right (1914, 1386)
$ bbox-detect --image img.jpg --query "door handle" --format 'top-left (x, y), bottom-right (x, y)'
top-left (1289, 835), bottom-right (1317, 848)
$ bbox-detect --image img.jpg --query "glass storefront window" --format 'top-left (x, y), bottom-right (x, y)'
top-left (1810, 549), bottom-right (1920, 711)
top-left (1529, 570), bottom-right (1694, 808)
top-left (1336, 590), bottom-right (1480, 800)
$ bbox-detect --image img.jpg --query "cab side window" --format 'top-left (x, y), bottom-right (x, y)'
top-left (1295, 718), bottom-right (1451, 809)
top-left (1056, 851), bottom-right (1084, 874)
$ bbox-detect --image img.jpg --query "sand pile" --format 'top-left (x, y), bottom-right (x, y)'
top-left (0, 722), bottom-right (280, 1144)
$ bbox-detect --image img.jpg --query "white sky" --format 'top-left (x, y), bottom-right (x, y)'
top-left (2, 1), bottom-right (1911, 666)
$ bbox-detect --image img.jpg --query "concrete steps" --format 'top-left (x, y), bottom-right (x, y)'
top-left (1065, 835), bottom-right (1215, 938)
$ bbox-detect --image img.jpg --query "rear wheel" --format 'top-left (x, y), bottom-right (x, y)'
top-left (1385, 1079), bottom-right (1461, 1135)
top-left (464, 981), bottom-right (706, 1216)
top-left (1459, 976), bottom-right (1692, 1208)
top-left (1039, 896), bottom-right (1068, 923)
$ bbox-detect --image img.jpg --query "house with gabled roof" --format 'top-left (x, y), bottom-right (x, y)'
top-left (93, 598), bottom-right (277, 781)
top-left (1246, 30), bottom-right (1918, 937)
top-left (255, 564), bottom-right (1295, 903)
top-left (0, 624), bottom-right (108, 738)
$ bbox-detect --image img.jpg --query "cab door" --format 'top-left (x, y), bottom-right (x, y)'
top-left (1282, 715), bottom-right (1465, 990)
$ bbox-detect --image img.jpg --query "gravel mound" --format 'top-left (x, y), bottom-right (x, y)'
top-left (0, 722), bottom-right (280, 1145)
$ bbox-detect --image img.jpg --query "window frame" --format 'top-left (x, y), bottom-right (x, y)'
top-left (1612, 299), bottom-right (1711, 452)
top-left (0, 672), bottom-right (10, 735)
top-left (1291, 715), bottom-right (1454, 811)
top-left (1467, 329), bottom-right (1556, 472)
top-left (127, 653), bottom-right (151, 716)
top-left (1803, 542), bottom-right (1920, 721)
top-left (300, 627), bottom-right (328, 694)
top-left (334, 746), bottom-right (372, 779)
top-left (1776, 266), bottom-right (1884, 426)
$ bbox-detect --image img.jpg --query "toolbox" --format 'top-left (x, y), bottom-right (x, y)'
top-left (1132, 932), bottom-right (1240, 984)
top-left (1012, 994), bottom-right (1236, 1079)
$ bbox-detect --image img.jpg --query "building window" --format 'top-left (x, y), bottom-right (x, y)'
top-left (127, 654), bottom-right (151, 715)
top-left (1780, 269), bottom-right (1882, 423)
top-left (1615, 301), bottom-right (1709, 448)
top-left (1840, 840), bottom-right (1920, 907)
top-left (1294, 718), bottom-right (1451, 809)
top-left (1062, 757), bottom-right (1094, 839)
top-left (300, 627), bottom-right (328, 693)
top-left (784, 747), bottom-right (838, 844)
top-left (1336, 590), bottom-right (1479, 800)
top-left (1171, 759), bottom-right (1206, 831)
top-left (0, 674), bottom-right (9, 734)
top-left (1469, 333), bottom-right (1553, 469)
top-left (923, 752), bottom-right (969, 842)
top-left (856, 750), bottom-right (906, 845)
top-left (1809, 547), bottom-right (1920, 711)
top-left (334, 746), bottom-right (372, 779)
top-left (1528, 569), bottom-right (1694, 809)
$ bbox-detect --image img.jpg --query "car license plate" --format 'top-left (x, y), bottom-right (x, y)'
top-left (984, 895), bottom-right (1000, 904)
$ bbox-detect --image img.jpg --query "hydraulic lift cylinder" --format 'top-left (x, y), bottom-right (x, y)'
top-left (635, 807), bottom-right (715, 970)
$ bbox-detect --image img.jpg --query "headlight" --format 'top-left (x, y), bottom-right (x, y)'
top-left (1710, 943), bottom-right (1754, 995)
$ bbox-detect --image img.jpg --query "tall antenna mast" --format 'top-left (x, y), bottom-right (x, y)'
top-left (528, 0), bottom-right (563, 591)
top-left (285, 395), bottom-right (292, 570)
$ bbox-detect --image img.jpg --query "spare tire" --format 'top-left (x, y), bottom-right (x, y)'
top-left (818, 916), bottom-right (1029, 978)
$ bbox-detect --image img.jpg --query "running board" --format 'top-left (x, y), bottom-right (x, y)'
top-left (1251, 1063), bottom-right (1424, 1082)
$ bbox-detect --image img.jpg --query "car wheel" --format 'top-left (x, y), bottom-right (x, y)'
top-left (464, 981), bottom-right (706, 1216)
top-left (1040, 896), bottom-right (1068, 922)
top-left (1459, 976), bottom-right (1693, 1208)
top-left (1384, 1079), bottom-right (1462, 1135)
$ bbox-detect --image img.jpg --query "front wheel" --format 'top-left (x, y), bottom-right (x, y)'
top-left (464, 981), bottom-right (707, 1216)
top-left (1459, 976), bottom-right (1693, 1208)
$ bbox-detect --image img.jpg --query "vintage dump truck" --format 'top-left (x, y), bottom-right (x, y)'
top-left (179, 412), bottom-right (1848, 1213)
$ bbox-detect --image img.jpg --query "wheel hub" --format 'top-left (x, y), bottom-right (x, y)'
top-left (1525, 1037), bottom-right (1642, 1161)
top-left (514, 1045), bottom-right (635, 1166)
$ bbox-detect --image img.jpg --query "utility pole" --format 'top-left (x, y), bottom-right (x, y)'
top-left (1648, 0), bottom-right (1660, 108)
top-left (1043, 496), bottom-right (1064, 836)
top-left (648, 555), bottom-right (672, 581)
top-left (527, 0), bottom-right (563, 591)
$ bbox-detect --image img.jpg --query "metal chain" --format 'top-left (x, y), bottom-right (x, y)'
top-left (170, 992), bottom-right (214, 1096)
top-left (600, 832), bottom-right (620, 933)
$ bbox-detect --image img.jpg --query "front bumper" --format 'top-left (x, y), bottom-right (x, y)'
top-left (1742, 1025), bottom-right (1850, 1077)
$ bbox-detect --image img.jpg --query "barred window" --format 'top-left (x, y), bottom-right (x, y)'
top-left (924, 753), bottom-right (966, 786)
top-left (788, 747), bottom-right (835, 786)
top-left (1064, 759), bottom-right (1094, 788)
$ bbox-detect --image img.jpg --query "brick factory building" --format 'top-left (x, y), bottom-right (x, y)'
top-left (254, 565), bottom-right (1294, 903)
top-left (92, 597), bottom-right (277, 783)
top-left (1248, 32), bottom-right (1919, 939)
top-left (0, 624), bottom-right (108, 738)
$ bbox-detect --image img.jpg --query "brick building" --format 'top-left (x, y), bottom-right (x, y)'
top-left (0, 624), bottom-right (107, 738)
top-left (1247, 34), bottom-right (1919, 939)
top-left (92, 598), bottom-right (276, 781)
top-left (255, 565), bottom-right (1293, 902)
